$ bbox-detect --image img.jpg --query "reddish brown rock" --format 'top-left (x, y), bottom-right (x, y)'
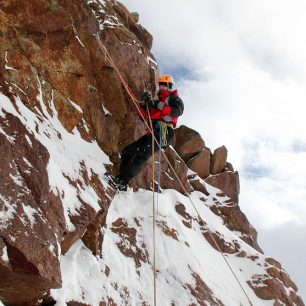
top-left (189, 179), bottom-right (210, 196)
top-left (112, 2), bottom-right (153, 49)
top-left (175, 203), bottom-right (240, 256)
top-left (205, 171), bottom-right (240, 203)
top-left (0, 114), bottom-right (64, 304)
top-left (210, 145), bottom-right (227, 175)
top-left (174, 125), bottom-right (205, 162)
top-left (225, 162), bottom-right (234, 172)
top-left (187, 147), bottom-right (211, 179)
top-left (67, 301), bottom-right (91, 306)
top-left (175, 203), bottom-right (193, 221)
top-left (157, 220), bottom-right (179, 241)
top-left (160, 147), bottom-right (193, 194)
top-left (99, 297), bottom-right (117, 306)
top-left (248, 274), bottom-right (304, 306)
top-left (175, 202), bottom-right (194, 229)
top-left (266, 258), bottom-right (298, 291)
top-left (185, 272), bottom-right (224, 306)
top-left (247, 257), bottom-right (305, 305)
top-left (111, 218), bottom-right (149, 270)
top-left (67, 302), bottom-right (91, 306)
top-left (81, 209), bottom-right (108, 256)
top-left (208, 198), bottom-right (263, 253)
top-left (130, 12), bottom-right (140, 23)
top-left (202, 230), bottom-right (239, 254)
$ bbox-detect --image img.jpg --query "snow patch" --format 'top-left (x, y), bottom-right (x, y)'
top-left (86, 0), bottom-right (106, 31)
top-left (51, 189), bottom-right (275, 305)
top-left (0, 194), bottom-right (17, 229)
top-left (49, 244), bottom-right (57, 257)
top-left (147, 56), bottom-right (157, 70)
top-left (4, 51), bottom-right (8, 63)
top-left (102, 104), bottom-right (111, 116)
top-left (0, 126), bottom-right (15, 143)
top-left (75, 35), bottom-right (85, 48)
top-left (4, 52), bottom-right (17, 71)
top-left (25, 135), bottom-right (33, 146)
top-left (82, 119), bottom-right (90, 133)
top-left (23, 157), bottom-right (33, 168)
top-left (11, 83), bottom-right (27, 96)
top-left (9, 173), bottom-right (23, 187)
top-left (1, 245), bottom-right (9, 262)
top-left (22, 204), bottom-right (38, 227)
top-left (103, 15), bottom-right (122, 28)
top-left (9, 235), bottom-right (16, 242)
top-left (68, 98), bottom-right (83, 113)
top-left (187, 168), bottom-right (197, 177)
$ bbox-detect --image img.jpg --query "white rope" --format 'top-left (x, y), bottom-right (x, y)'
top-left (147, 104), bottom-right (157, 306)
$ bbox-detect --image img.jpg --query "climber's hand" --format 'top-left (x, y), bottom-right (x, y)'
top-left (140, 91), bottom-right (153, 109)
top-left (141, 91), bottom-right (152, 102)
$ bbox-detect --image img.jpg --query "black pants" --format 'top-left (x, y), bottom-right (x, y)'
top-left (118, 121), bottom-right (174, 184)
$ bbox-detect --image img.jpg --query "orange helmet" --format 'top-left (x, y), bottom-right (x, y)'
top-left (158, 74), bottom-right (174, 84)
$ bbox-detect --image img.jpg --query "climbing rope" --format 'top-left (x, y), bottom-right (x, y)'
top-left (146, 104), bottom-right (157, 306)
top-left (95, 34), bottom-right (253, 306)
top-left (157, 122), bottom-right (163, 213)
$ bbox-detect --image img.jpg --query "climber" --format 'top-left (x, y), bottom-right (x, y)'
top-left (105, 74), bottom-right (184, 191)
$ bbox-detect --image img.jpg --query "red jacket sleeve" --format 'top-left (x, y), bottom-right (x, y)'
top-left (161, 105), bottom-right (172, 116)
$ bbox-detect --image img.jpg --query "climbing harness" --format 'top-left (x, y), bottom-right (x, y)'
top-left (95, 34), bottom-right (253, 306)
top-left (160, 121), bottom-right (169, 147)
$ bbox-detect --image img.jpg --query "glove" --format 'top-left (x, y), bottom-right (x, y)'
top-left (142, 91), bottom-right (152, 102)
top-left (140, 91), bottom-right (153, 109)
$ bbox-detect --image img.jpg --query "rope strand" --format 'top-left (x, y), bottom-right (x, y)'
top-left (95, 33), bottom-right (253, 306)
top-left (146, 104), bottom-right (157, 306)
top-left (157, 123), bottom-right (162, 213)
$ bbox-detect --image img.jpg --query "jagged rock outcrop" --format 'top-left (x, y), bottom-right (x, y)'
top-left (248, 258), bottom-right (304, 306)
top-left (210, 145), bottom-right (228, 175)
top-left (187, 148), bottom-right (211, 179)
top-left (205, 171), bottom-right (240, 203)
top-left (0, 0), bottom-right (304, 305)
top-left (174, 125), bottom-right (205, 162)
top-left (0, 112), bottom-right (65, 303)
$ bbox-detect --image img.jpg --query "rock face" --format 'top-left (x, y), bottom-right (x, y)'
top-left (174, 126), bottom-right (239, 202)
top-left (174, 125), bottom-right (205, 162)
top-left (187, 148), bottom-right (211, 179)
top-left (205, 171), bottom-right (240, 203)
top-left (210, 145), bottom-right (228, 175)
top-left (0, 112), bottom-right (65, 304)
top-left (249, 257), bottom-right (305, 306)
top-left (0, 0), bottom-right (304, 305)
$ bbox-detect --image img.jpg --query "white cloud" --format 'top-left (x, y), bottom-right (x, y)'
top-left (120, 0), bottom-right (306, 300)
top-left (257, 222), bottom-right (306, 300)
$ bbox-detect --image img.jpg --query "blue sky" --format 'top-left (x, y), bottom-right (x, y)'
top-left (120, 0), bottom-right (306, 300)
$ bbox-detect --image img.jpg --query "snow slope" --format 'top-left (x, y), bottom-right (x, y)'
top-left (0, 81), bottom-right (299, 306)
top-left (0, 77), bottom-right (300, 306)
top-left (51, 185), bottom-right (278, 306)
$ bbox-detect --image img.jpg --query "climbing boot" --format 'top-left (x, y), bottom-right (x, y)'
top-left (104, 172), bottom-right (128, 192)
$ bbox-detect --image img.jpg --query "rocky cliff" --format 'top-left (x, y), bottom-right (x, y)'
top-left (0, 0), bottom-right (304, 305)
